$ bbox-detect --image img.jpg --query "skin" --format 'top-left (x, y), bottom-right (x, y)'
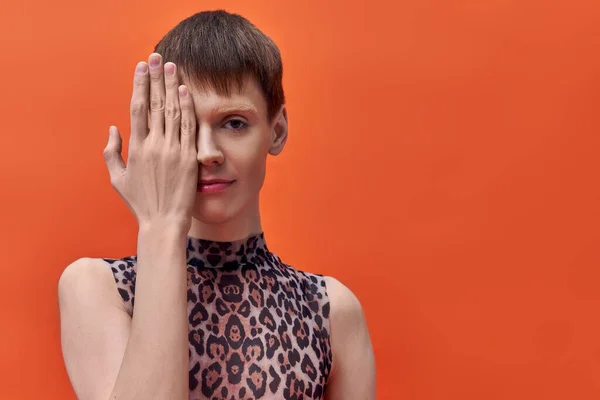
top-left (58, 52), bottom-right (375, 399)
top-left (183, 70), bottom-right (285, 241)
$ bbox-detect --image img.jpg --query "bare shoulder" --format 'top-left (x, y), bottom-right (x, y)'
top-left (322, 276), bottom-right (376, 399)
top-left (323, 276), bottom-right (364, 319)
top-left (59, 257), bottom-right (111, 287)
top-left (58, 258), bottom-right (132, 400)
top-left (58, 257), bottom-right (124, 310)
top-left (60, 257), bottom-right (112, 277)
top-left (322, 276), bottom-right (368, 343)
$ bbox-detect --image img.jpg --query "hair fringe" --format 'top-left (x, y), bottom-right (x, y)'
top-left (154, 10), bottom-right (285, 122)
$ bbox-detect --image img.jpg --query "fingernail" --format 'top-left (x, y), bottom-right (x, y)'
top-left (165, 63), bottom-right (175, 76)
top-left (135, 62), bottom-right (148, 75)
top-left (179, 86), bottom-right (188, 97)
top-left (149, 54), bottom-right (161, 69)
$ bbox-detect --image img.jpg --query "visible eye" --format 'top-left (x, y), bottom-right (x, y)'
top-left (223, 118), bottom-right (248, 131)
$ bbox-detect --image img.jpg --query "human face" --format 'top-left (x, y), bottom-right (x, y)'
top-left (182, 76), bottom-right (278, 225)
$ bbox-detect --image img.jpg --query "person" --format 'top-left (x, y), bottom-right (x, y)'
top-left (58, 9), bottom-right (375, 400)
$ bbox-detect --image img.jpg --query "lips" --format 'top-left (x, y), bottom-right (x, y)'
top-left (197, 179), bottom-right (235, 193)
top-left (198, 179), bottom-right (234, 185)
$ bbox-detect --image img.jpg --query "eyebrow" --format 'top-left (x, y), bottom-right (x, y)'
top-left (210, 104), bottom-right (259, 117)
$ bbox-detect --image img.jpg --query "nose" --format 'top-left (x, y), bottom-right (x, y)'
top-left (196, 123), bottom-right (224, 166)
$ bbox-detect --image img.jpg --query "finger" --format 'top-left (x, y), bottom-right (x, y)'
top-left (164, 62), bottom-right (181, 146)
top-left (129, 62), bottom-right (149, 148)
top-left (178, 85), bottom-right (197, 152)
top-left (103, 126), bottom-right (126, 186)
top-left (148, 53), bottom-right (166, 138)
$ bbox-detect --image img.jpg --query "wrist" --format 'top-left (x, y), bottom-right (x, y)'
top-left (138, 218), bottom-right (190, 240)
top-left (136, 221), bottom-right (189, 271)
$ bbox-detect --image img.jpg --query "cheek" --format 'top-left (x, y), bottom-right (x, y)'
top-left (227, 138), bottom-right (268, 189)
top-left (250, 156), bottom-right (267, 186)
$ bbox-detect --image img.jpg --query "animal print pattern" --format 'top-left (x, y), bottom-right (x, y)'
top-left (103, 233), bottom-right (332, 399)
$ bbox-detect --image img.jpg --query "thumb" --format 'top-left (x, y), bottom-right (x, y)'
top-left (103, 126), bottom-right (126, 185)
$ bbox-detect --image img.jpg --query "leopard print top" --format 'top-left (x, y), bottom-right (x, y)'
top-left (102, 232), bottom-right (332, 400)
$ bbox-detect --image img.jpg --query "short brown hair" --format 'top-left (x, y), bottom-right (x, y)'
top-left (154, 10), bottom-right (285, 123)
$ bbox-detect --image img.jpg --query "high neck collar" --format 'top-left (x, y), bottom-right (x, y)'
top-left (186, 232), bottom-right (268, 269)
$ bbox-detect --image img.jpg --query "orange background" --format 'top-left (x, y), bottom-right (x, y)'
top-left (1, 0), bottom-right (600, 399)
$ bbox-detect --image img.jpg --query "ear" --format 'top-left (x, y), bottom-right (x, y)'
top-left (268, 104), bottom-right (288, 156)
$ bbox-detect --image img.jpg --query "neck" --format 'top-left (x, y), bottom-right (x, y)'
top-left (187, 197), bottom-right (263, 242)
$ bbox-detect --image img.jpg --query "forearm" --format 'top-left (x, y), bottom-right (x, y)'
top-left (109, 223), bottom-right (189, 400)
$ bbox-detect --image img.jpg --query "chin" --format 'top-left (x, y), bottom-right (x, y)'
top-left (192, 191), bottom-right (250, 224)
top-left (192, 183), bottom-right (260, 226)
top-left (192, 204), bottom-right (237, 225)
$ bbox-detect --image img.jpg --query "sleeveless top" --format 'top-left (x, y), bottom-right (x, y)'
top-left (102, 232), bottom-right (332, 400)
